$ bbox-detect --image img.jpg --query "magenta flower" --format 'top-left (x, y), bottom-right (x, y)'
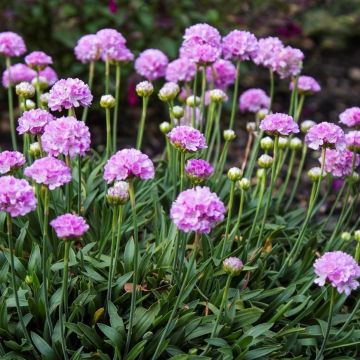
top-left (135, 49), bottom-right (168, 81)
top-left (25, 51), bottom-right (53, 70)
top-left (48, 78), bottom-right (93, 111)
top-left (222, 30), bottom-right (258, 61)
top-left (42, 116), bottom-right (91, 158)
top-left (339, 107), bottom-right (360, 128)
top-left (320, 149), bottom-right (359, 178)
top-left (273, 46), bottom-right (304, 79)
top-left (314, 251), bottom-right (360, 295)
top-left (74, 34), bottom-right (101, 63)
top-left (38, 66), bottom-right (58, 86)
top-left (24, 157), bottom-right (72, 190)
top-left (259, 113), bottom-right (299, 136)
top-left (104, 148), bottom-right (155, 183)
top-left (167, 125), bottom-right (207, 152)
top-left (345, 131), bottom-right (360, 152)
top-left (0, 151), bottom-right (26, 174)
top-left (305, 122), bottom-right (345, 150)
top-left (206, 59), bottom-right (236, 90)
top-left (0, 176), bottom-right (37, 217)
top-left (170, 186), bottom-right (226, 234)
top-left (50, 213), bottom-right (89, 240)
top-left (239, 88), bottom-right (270, 113)
top-left (17, 109), bottom-right (54, 135)
top-left (289, 75), bottom-right (321, 95)
top-left (0, 32), bottom-right (26, 57)
top-left (253, 37), bottom-right (284, 69)
top-left (165, 58), bottom-right (196, 83)
top-left (185, 159), bottom-right (214, 183)
top-left (96, 28), bottom-right (129, 62)
top-left (2, 63), bottom-right (36, 88)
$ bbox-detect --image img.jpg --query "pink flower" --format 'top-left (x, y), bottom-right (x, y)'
top-left (319, 149), bottom-right (359, 178)
top-left (38, 66), bottom-right (58, 86)
top-left (259, 113), bottom-right (299, 136)
top-left (165, 58), bottom-right (196, 83)
top-left (314, 251), bottom-right (360, 295)
top-left (273, 46), bottom-right (304, 79)
top-left (289, 75), bottom-right (321, 95)
top-left (96, 28), bottom-right (130, 63)
top-left (345, 131), bottom-right (360, 152)
top-left (74, 34), bottom-right (101, 63)
top-left (253, 37), bottom-right (284, 69)
top-left (167, 125), bottom-right (207, 152)
top-left (0, 32), bottom-right (26, 57)
top-left (222, 30), bottom-right (258, 61)
top-left (2, 63), bottom-right (35, 88)
top-left (104, 148), bottom-right (155, 183)
top-left (0, 176), bottom-right (37, 217)
top-left (305, 122), bottom-right (345, 150)
top-left (185, 159), bottom-right (213, 183)
top-left (17, 109), bottom-right (54, 135)
top-left (42, 116), bottom-right (91, 158)
top-left (339, 107), bottom-right (360, 128)
top-left (24, 157), bottom-right (72, 190)
top-left (135, 49), bottom-right (168, 81)
top-left (0, 151), bottom-right (25, 174)
top-left (206, 59), bottom-right (236, 90)
top-left (50, 213), bottom-right (89, 239)
top-left (170, 186), bottom-right (226, 233)
top-left (48, 78), bottom-right (93, 111)
top-left (25, 51), bottom-right (53, 70)
top-left (239, 88), bottom-right (270, 113)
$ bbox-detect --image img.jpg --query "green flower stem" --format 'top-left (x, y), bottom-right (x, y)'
top-left (336, 289), bottom-right (360, 335)
top-left (65, 155), bottom-right (72, 212)
top-left (206, 103), bottom-right (221, 162)
top-left (229, 61), bottom-right (240, 130)
top-left (35, 71), bottom-right (42, 108)
top-left (215, 141), bottom-right (230, 181)
top-left (294, 94), bottom-right (305, 122)
top-left (230, 189), bottom-right (245, 243)
top-left (199, 65), bottom-right (207, 130)
top-left (288, 76), bottom-right (298, 117)
top-left (105, 57), bottom-right (110, 94)
top-left (112, 63), bottom-right (121, 151)
top-left (205, 101), bottom-right (215, 144)
top-left (180, 152), bottom-right (185, 192)
top-left (6, 57), bottom-right (17, 150)
top-left (221, 181), bottom-right (236, 258)
top-left (77, 156), bottom-right (82, 214)
top-left (268, 69), bottom-right (275, 112)
top-left (37, 135), bottom-right (44, 157)
top-left (274, 148), bottom-right (285, 180)
top-left (192, 66), bottom-right (199, 128)
top-left (81, 61), bottom-right (95, 123)
top-left (105, 107), bottom-right (112, 159)
top-left (245, 130), bottom-right (263, 179)
top-left (136, 96), bottom-right (149, 149)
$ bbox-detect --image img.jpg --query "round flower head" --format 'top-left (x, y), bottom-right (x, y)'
top-left (107, 181), bottom-right (129, 205)
top-left (96, 28), bottom-right (127, 62)
top-left (314, 251), bottom-right (360, 295)
top-left (273, 46), bottom-right (304, 79)
top-left (74, 34), bottom-right (101, 63)
top-left (320, 149), bottom-right (359, 178)
top-left (42, 116), bottom-right (91, 158)
top-left (0, 176), bottom-right (36, 217)
top-left (206, 59), bottom-right (236, 90)
top-left (167, 125), bottom-right (207, 152)
top-left (135, 49), bottom-right (168, 81)
top-left (25, 51), bottom-right (53, 70)
top-left (135, 81), bottom-right (154, 97)
top-left (253, 36), bottom-right (283, 69)
top-left (305, 122), bottom-right (345, 150)
top-left (104, 148), bottom-right (155, 183)
top-left (24, 157), bottom-right (71, 190)
top-left (223, 257), bottom-right (243, 276)
top-left (170, 186), bottom-right (226, 234)
top-left (17, 109), bottom-right (54, 135)
top-left (206, 89), bottom-right (228, 105)
top-left (0, 32), bottom-right (26, 57)
top-left (2, 63), bottom-right (36, 88)
top-left (50, 213), bottom-right (89, 240)
top-left (158, 82), bottom-right (180, 102)
top-left (239, 88), bottom-right (270, 113)
top-left (345, 131), bottom-right (360, 152)
top-left (339, 107), bottom-right (360, 128)
top-left (38, 66), bottom-right (58, 86)
top-left (0, 151), bottom-right (25, 174)
top-left (15, 81), bottom-right (35, 98)
top-left (222, 30), bottom-right (258, 61)
top-left (259, 113), bottom-right (299, 136)
top-left (289, 75), bottom-right (321, 95)
top-left (48, 78), bottom-right (93, 111)
top-left (165, 58), bottom-right (196, 83)
top-left (185, 159), bottom-right (213, 184)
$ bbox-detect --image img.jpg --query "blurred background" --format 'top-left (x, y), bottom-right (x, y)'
top-left (1, 0), bottom-right (360, 153)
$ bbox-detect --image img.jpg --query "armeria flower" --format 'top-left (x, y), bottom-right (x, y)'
top-left (345, 131), bottom-right (360, 152)
top-left (239, 88), bottom-right (270, 113)
top-left (170, 186), bottom-right (226, 233)
top-left (38, 66), bottom-right (58, 86)
top-left (319, 149), bottom-right (359, 178)
top-left (289, 75), bottom-right (321, 95)
top-left (339, 107), bottom-right (360, 128)
top-left (24, 157), bottom-right (71, 190)
top-left (0, 176), bottom-right (36, 217)
top-left (25, 51), bottom-right (53, 70)
top-left (206, 89), bottom-right (228, 105)
top-left (223, 257), bottom-right (243, 275)
top-left (259, 113), bottom-right (299, 136)
top-left (48, 78), bottom-right (93, 111)
top-left (158, 82), bottom-right (180, 102)
top-left (206, 59), bottom-right (236, 90)
top-left (305, 122), bottom-right (345, 150)
top-left (17, 109), bottom-right (54, 135)
top-left (185, 159), bottom-right (214, 183)
top-left (273, 46), bottom-right (304, 79)
top-left (104, 148), bottom-right (155, 183)
top-left (253, 36), bottom-right (284, 69)
top-left (0, 32), bottom-right (26, 57)
top-left (222, 30), bottom-right (258, 61)
top-left (50, 213), bottom-right (89, 240)
top-left (314, 251), bottom-right (360, 295)
top-left (165, 58), bottom-right (196, 83)
top-left (96, 28), bottom-right (128, 62)
top-left (42, 116), bottom-right (91, 158)
top-left (0, 151), bottom-right (26, 174)
top-left (167, 125), bottom-right (207, 152)
top-left (74, 34), bottom-right (101, 63)
top-left (135, 49), bottom-right (168, 81)
top-left (106, 181), bottom-right (129, 205)
top-left (2, 63), bottom-right (35, 88)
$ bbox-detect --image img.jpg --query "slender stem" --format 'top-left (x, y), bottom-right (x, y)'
top-left (35, 71), bottom-right (42, 108)
top-left (112, 63), bottom-right (121, 151)
top-left (82, 61), bottom-right (95, 123)
top-left (207, 104), bottom-right (221, 162)
top-left (77, 156), bottom-right (82, 214)
top-left (288, 77), bottom-right (298, 117)
top-left (180, 152), bottom-right (185, 192)
top-left (229, 61), bottom-right (240, 130)
top-left (105, 57), bottom-right (110, 94)
top-left (205, 101), bottom-right (215, 144)
top-left (136, 97), bottom-right (149, 149)
top-left (268, 69), bottom-right (275, 112)
top-left (230, 189), bottom-right (245, 243)
top-left (215, 141), bottom-right (229, 181)
top-left (294, 94), bottom-right (305, 123)
top-left (192, 66), bottom-right (199, 128)
top-left (199, 65), bottom-right (207, 130)
top-left (221, 182), bottom-right (235, 257)
top-left (6, 57), bottom-right (17, 150)
top-left (245, 130), bottom-right (263, 179)
top-left (105, 107), bottom-right (112, 158)
top-left (65, 155), bottom-right (72, 212)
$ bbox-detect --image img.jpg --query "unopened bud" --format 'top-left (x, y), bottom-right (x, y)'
top-left (246, 122), bottom-right (256, 133)
top-left (257, 109), bottom-right (269, 120)
top-left (136, 81), bottom-right (154, 97)
top-left (308, 167), bottom-right (323, 182)
top-left (100, 94), bottom-right (116, 108)
top-left (172, 105), bottom-right (184, 119)
top-left (278, 136), bottom-right (289, 149)
top-left (159, 121), bottom-right (171, 134)
top-left (29, 142), bottom-right (41, 157)
top-left (223, 129), bottom-right (236, 142)
top-left (40, 92), bottom-right (49, 106)
top-left (186, 95), bottom-right (200, 107)
top-left (223, 257), bottom-right (243, 276)
top-left (209, 89), bottom-right (227, 103)
top-left (227, 167), bottom-right (243, 181)
top-left (290, 137), bottom-right (303, 151)
top-left (341, 232), bottom-right (351, 242)
top-left (238, 177), bottom-right (250, 191)
top-left (16, 82), bottom-right (35, 98)
top-left (158, 82), bottom-right (180, 102)
top-left (106, 181), bottom-right (129, 206)
top-left (258, 154), bottom-right (273, 168)
top-left (256, 168), bottom-right (266, 179)
top-left (354, 230), bottom-right (360, 242)
top-left (260, 136), bottom-right (274, 151)
top-left (301, 120), bottom-right (316, 134)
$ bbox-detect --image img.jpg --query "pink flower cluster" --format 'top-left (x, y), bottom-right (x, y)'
top-left (0, 176), bottom-right (37, 217)
top-left (185, 159), bottom-right (214, 182)
top-left (104, 148), bottom-right (155, 183)
top-left (314, 251), bottom-right (360, 295)
top-left (166, 58), bottom-right (196, 83)
top-left (0, 151), bottom-right (25, 174)
top-left (167, 126), bottom-right (207, 152)
top-left (2, 63), bottom-right (35, 88)
top-left (339, 107), bottom-right (360, 128)
top-left (25, 51), bottom-right (53, 70)
top-left (222, 30), bottom-right (258, 61)
top-left (289, 75), bottom-right (321, 95)
top-left (320, 149), bottom-right (359, 178)
top-left (259, 113), bottom-right (299, 136)
top-left (346, 131), bottom-right (360, 152)
top-left (239, 88), bottom-right (270, 113)
top-left (170, 186), bottom-right (226, 233)
top-left (74, 34), bottom-right (101, 63)
top-left (24, 157), bottom-right (72, 190)
top-left (50, 213), bottom-right (89, 239)
top-left (273, 46), bottom-right (304, 79)
top-left (42, 116), bottom-right (91, 158)
top-left (206, 59), bottom-right (236, 90)
top-left (253, 37), bottom-right (283, 69)
top-left (0, 31), bottom-right (26, 57)
top-left (135, 49), bottom-right (168, 81)
top-left (17, 109), bottom-right (54, 135)
top-left (305, 122), bottom-right (345, 150)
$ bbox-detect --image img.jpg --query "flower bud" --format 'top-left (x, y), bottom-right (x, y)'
top-left (32, 76), bottom-right (48, 90)
top-left (256, 168), bottom-right (266, 179)
top-left (136, 81), bottom-right (154, 97)
top-left (16, 81), bottom-right (35, 98)
top-left (290, 137), bottom-right (303, 151)
top-left (308, 167), bottom-right (323, 182)
top-left (301, 120), bottom-right (316, 134)
top-left (172, 105), bottom-right (184, 119)
top-left (260, 136), bottom-right (274, 151)
top-left (158, 82), bottom-right (180, 102)
top-left (29, 142), bottom-right (41, 157)
top-left (100, 94), bottom-right (116, 108)
top-left (223, 257), bottom-right (243, 276)
top-left (186, 95), bottom-right (200, 107)
top-left (22, 99), bottom-right (36, 111)
top-left (227, 167), bottom-right (243, 181)
top-left (354, 230), bottom-right (360, 242)
top-left (348, 171), bottom-right (359, 183)
top-left (209, 89), bottom-right (227, 103)
top-left (278, 136), bottom-right (289, 150)
top-left (40, 92), bottom-right (49, 106)
top-left (341, 232), bottom-right (352, 242)
top-left (246, 122), bottom-right (256, 133)
top-left (238, 177), bottom-right (250, 191)
top-left (106, 181), bottom-right (129, 206)
top-left (223, 129), bottom-right (236, 142)
top-left (258, 154), bottom-right (273, 168)
top-left (25, 275), bottom-right (33, 285)
top-left (159, 121), bottom-right (171, 134)
top-left (257, 108), bottom-right (269, 120)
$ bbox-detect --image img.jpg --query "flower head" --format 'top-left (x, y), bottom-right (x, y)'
top-left (2, 63), bottom-right (36, 88)
top-left (223, 257), bottom-right (243, 276)
top-left (345, 131), bottom-right (360, 152)
top-left (25, 51), bottom-right (53, 70)
top-left (74, 34), bottom-right (101, 63)
top-left (206, 59), bottom-right (236, 90)
top-left (165, 58), bottom-right (196, 83)
top-left (135, 81), bottom-right (154, 97)
top-left (339, 107), bottom-right (360, 128)
top-left (259, 113), bottom-right (299, 136)
top-left (50, 213), bottom-right (89, 240)
top-left (314, 251), bottom-right (360, 295)
top-left (104, 148), bottom-right (155, 183)
top-left (0, 32), bottom-right (26, 57)
top-left (158, 82), bottom-right (180, 102)
top-left (222, 30), bottom-right (258, 61)
top-left (253, 37), bottom-right (283, 69)
top-left (0, 151), bottom-right (25, 174)
top-left (239, 88), bottom-right (270, 113)
top-left (96, 28), bottom-right (129, 62)
top-left (17, 109), bottom-right (54, 135)
top-left (135, 49), bottom-right (168, 81)
top-left (167, 125), bottom-right (207, 152)
top-left (305, 122), bottom-right (345, 150)
top-left (106, 181), bottom-right (129, 205)
top-left (320, 149), bottom-right (359, 178)
top-left (185, 159), bottom-right (213, 184)
top-left (38, 66), bottom-right (58, 86)
top-left (289, 75), bottom-right (321, 95)
top-left (170, 186), bottom-right (225, 233)
top-left (273, 46), bottom-right (304, 79)
top-left (0, 176), bottom-right (36, 217)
